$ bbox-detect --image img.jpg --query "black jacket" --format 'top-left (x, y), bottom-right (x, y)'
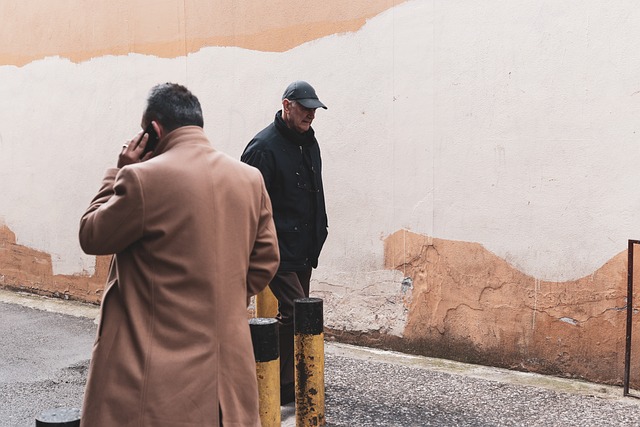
top-left (241, 111), bottom-right (328, 271)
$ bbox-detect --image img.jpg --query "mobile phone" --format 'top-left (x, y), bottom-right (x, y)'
top-left (140, 123), bottom-right (160, 157)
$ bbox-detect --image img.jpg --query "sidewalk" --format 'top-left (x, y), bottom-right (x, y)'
top-left (2, 289), bottom-right (640, 426)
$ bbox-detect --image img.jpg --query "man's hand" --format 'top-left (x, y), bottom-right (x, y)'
top-left (118, 131), bottom-right (153, 168)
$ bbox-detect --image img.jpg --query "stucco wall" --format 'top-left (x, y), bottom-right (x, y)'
top-left (2, 0), bottom-right (640, 386)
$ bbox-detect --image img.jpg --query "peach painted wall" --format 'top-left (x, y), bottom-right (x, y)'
top-left (3, 0), bottom-right (640, 385)
top-left (0, 0), bottom-right (401, 66)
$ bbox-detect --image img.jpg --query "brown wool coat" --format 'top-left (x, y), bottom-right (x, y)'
top-left (79, 126), bottom-right (279, 427)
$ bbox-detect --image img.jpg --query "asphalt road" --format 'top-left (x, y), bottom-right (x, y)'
top-left (2, 289), bottom-right (640, 426)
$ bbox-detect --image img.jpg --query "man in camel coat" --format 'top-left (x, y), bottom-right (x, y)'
top-left (79, 83), bottom-right (279, 427)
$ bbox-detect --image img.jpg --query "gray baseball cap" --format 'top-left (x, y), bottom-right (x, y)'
top-left (282, 81), bottom-right (327, 109)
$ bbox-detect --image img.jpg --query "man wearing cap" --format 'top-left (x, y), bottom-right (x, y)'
top-left (241, 80), bottom-right (328, 405)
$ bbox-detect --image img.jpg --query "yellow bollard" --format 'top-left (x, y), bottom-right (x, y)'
top-left (249, 318), bottom-right (281, 427)
top-left (294, 298), bottom-right (325, 426)
top-left (256, 286), bottom-right (278, 318)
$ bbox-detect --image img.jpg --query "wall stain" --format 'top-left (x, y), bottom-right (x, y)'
top-left (0, 225), bottom-right (108, 304)
top-left (330, 229), bottom-right (638, 386)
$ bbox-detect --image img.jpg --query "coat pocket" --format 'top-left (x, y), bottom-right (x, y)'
top-left (94, 278), bottom-right (118, 345)
top-left (276, 223), bottom-right (302, 262)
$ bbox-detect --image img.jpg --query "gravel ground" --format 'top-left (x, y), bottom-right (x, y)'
top-left (323, 353), bottom-right (640, 426)
top-left (4, 351), bottom-right (640, 427)
top-left (0, 361), bottom-right (88, 426)
top-left (2, 292), bottom-right (640, 427)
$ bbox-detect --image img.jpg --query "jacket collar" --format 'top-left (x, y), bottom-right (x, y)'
top-left (274, 110), bottom-right (317, 148)
top-left (154, 126), bottom-right (210, 157)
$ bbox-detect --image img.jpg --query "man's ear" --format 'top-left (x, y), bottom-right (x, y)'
top-left (151, 121), bottom-right (164, 139)
top-left (282, 98), bottom-right (291, 113)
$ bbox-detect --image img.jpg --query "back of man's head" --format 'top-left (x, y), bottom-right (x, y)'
top-left (143, 83), bottom-right (204, 132)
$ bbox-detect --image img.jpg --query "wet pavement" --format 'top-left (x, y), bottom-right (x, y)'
top-left (2, 289), bottom-right (640, 427)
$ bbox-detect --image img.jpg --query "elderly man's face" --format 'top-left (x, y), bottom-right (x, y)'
top-left (283, 99), bottom-right (317, 134)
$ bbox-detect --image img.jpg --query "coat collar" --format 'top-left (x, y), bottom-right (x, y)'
top-left (154, 126), bottom-right (210, 156)
top-left (274, 110), bottom-right (317, 148)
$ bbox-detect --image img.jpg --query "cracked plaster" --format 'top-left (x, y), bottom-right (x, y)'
top-left (378, 229), bottom-right (639, 386)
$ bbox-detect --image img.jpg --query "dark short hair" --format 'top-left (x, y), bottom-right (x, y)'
top-left (143, 83), bottom-right (204, 132)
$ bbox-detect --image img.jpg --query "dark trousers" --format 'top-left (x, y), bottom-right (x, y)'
top-left (268, 268), bottom-right (312, 390)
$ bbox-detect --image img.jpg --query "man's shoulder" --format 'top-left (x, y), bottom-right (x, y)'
top-left (223, 154), bottom-right (267, 190)
top-left (249, 123), bottom-right (283, 148)
top-left (242, 123), bottom-right (284, 164)
top-left (216, 150), bottom-right (263, 176)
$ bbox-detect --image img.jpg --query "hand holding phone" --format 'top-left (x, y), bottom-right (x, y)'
top-left (140, 123), bottom-right (160, 157)
top-left (118, 122), bottom-right (161, 168)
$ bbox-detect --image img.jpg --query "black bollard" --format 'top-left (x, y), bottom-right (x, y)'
top-left (249, 317), bottom-right (280, 427)
top-left (294, 297), bottom-right (325, 426)
top-left (35, 407), bottom-right (81, 427)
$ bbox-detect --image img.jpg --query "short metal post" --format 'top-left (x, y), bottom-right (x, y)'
top-left (256, 286), bottom-right (278, 318)
top-left (249, 318), bottom-right (281, 427)
top-left (294, 298), bottom-right (325, 426)
top-left (35, 407), bottom-right (80, 426)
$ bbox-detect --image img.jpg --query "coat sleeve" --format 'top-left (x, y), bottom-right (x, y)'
top-left (246, 176), bottom-right (279, 297)
top-left (79, 167), bottom-right (145, 255)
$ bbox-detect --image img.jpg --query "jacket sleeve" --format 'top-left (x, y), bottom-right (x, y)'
top-left (79, 167), bottom-right (145, 255)
top-left (246, 176), bottom-right (279, 297)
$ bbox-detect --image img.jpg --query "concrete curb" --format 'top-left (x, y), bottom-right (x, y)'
top-left (325, 342), bottom-right (636, 404)
top-left (0, 289), bottom-right (99, 321)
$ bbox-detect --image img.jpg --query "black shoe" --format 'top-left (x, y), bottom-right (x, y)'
top-left (280, 384), bottom-right (295, 405)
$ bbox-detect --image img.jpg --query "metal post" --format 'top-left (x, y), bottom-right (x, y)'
top-left (294, 298), bottom-right (325, 426)
top-left (256, 286), bottom-right (278, 318)
top-left (249, 318), bottom-right (281, 427)
top-left (624, 240), bottom-right (640, 396)
top-left (35, 407), bottom-right (81, 426)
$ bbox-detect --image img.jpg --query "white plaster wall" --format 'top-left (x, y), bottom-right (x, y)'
top-left (2, 0), bottom-right (640, 334)
top-left (430, 1), bottom-right (640, 281)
